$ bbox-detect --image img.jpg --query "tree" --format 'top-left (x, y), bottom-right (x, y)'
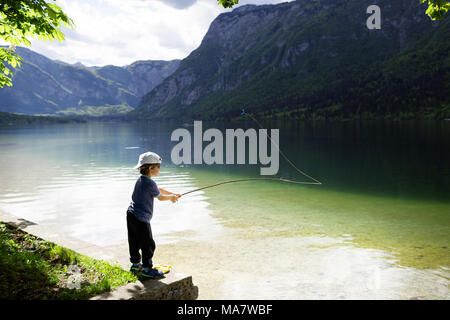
top-left (217, 0), bottom-right (239, 8)
top-left (217, 0), bottom-right (450, 20)
top-left (421, 0), bottom-right (450, 20)
top-left (0, 0), bottom-right (73, 88)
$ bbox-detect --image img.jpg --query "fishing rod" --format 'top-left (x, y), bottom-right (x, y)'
top-left (180, 109), bottom-right (322, 196)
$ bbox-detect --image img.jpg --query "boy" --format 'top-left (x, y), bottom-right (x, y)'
top-left (127, 151), bottom-right (181, 278)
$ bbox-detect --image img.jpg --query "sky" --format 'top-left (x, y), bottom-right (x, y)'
top-left (12, 0), bottom-right (294, 67)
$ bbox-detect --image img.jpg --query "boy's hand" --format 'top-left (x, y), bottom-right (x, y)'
top-left (170, 194), bottom-right (182, 203)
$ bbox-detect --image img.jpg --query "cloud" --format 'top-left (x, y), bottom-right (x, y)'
top-left (153, 0), bottom-right (198, 10)
top-left (155, 23), bottom-right (188, 49)
top-left (2, 0), bottom-right (294, 66)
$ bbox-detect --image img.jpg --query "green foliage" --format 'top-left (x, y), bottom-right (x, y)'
top-left (0, 221), bottom-right (137, 300)
top-left (0, 0), bottom-right (73, 87)
top-left (217, 0), bottom-right (239, 9)
top-left (421, 0), bottom-right (450, 20)
top-left (0, 46), bottom-right (21, 86)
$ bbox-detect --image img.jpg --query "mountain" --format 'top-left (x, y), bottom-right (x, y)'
top-left (0, 47), bottom-right (180, 115)
top-left (130, 0), bottom-right (450, 121)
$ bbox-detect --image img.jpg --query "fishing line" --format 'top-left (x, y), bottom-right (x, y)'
top-left (243, 110), bottom-right (322, 185)
top-left (181, 177), bottom-right (319, 196)
top-left (180, 109), bottom-right (322, 196)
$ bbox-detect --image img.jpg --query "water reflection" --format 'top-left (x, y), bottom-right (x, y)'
top-left (0, 164), bottom-right (223, 246)
top-left (0, 120), bottom-right (449, 299)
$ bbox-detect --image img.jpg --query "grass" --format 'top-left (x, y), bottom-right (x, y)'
top-left (0, 221), bottom-right (137, 300)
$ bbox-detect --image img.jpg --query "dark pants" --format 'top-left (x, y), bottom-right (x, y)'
top-left (126, 211), bottom-right (155, 268)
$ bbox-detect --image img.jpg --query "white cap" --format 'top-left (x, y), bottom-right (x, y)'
top-left (133, 151), bottom-right (162, 169)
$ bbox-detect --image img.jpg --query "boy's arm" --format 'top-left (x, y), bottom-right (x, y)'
top-left (159, 187), bottom-right (182, 198)
top-left (157, 193), bottom-right (181, 202)
top-left (159, 188), bottom-right (174, 196)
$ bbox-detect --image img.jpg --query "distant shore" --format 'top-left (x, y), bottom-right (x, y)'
top-left (0, 111), bottom-right (86, 126)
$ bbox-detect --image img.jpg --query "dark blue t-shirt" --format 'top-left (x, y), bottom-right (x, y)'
top-left (127, 175), bottom-right (160, 223)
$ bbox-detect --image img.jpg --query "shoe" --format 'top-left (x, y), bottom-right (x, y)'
top-left (141, 268), bottom-right (164, 279)
top-left (130, 263), bottom-right (144, 272)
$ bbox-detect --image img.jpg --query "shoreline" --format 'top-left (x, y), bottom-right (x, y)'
top-left (107, 218), bottom-right (449, 300)
top-left (0, 210), bottom-right (198, 300)
top-left (0, 220), bottom-right (138, 299)
top-left (0, 211), bottom-right (450, 300)
top-left (1, 207), bottom-right (449, 300)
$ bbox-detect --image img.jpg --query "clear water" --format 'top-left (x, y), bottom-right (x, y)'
top-left (0, 120), bottom-right (448, 299)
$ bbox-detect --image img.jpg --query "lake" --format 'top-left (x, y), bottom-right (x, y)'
top-left (0, 119), bottom-right (449, 299)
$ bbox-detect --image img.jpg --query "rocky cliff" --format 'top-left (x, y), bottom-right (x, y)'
top-left (130, 0), bottom-right (450, 120)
